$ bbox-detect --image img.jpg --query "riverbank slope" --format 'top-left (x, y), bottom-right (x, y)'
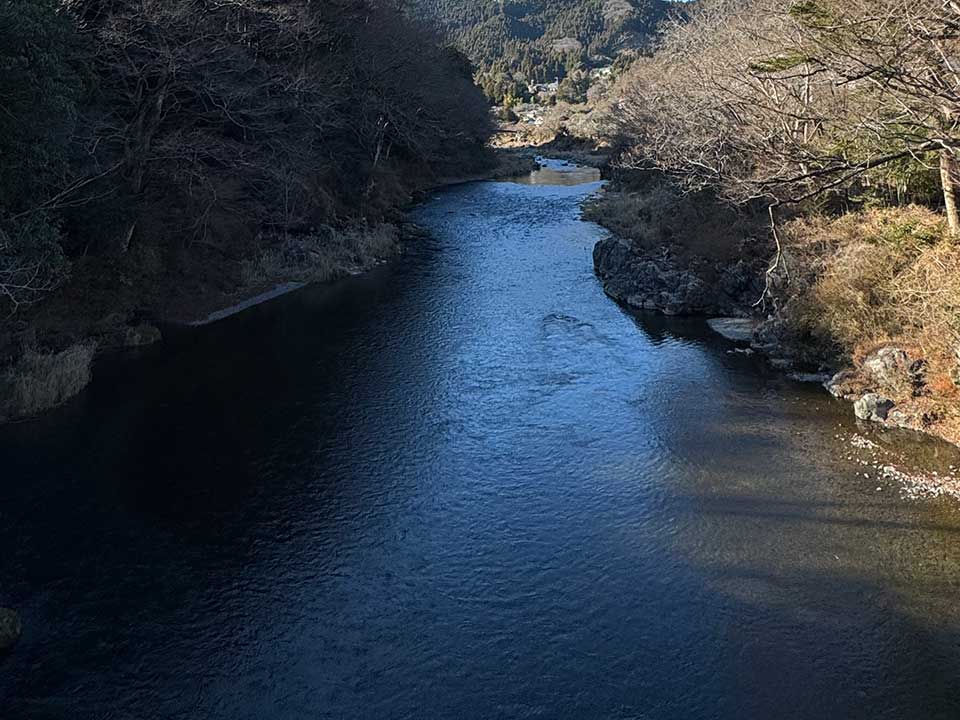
top-left (587, 172), bottom-right (960, 449)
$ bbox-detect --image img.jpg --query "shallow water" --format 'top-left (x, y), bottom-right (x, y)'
top-left (2, 160), bottom-right (960, 719)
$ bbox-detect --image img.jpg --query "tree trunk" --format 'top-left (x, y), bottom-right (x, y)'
top-left (940, 150), bottom-right (960, 238)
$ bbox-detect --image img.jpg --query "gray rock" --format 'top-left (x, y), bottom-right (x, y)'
top-left (718, 261), bottom-right (752, 298)
top-left (707, 317), bottom-right (757, 342)
top-left (854, 393), bottom-right (895, 422)
top-left (625, 293), bottom-right (646, 309)
top-left (592, 237), bottom-right (631, 278)
top-left (593, 238), bottom-right (759, 318)
top-left (0, 608), bottom-right (21, 652)
top-left (678, 275), bottom-right (709, 311)
top-left (861, 346), bottom-right (918, 395)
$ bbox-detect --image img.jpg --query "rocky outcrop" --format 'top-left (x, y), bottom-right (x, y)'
top-left (591, 219), bottom-right (960, 447)
top-left (825, 369), bottom-right (865, 400)
top-left (0, 608), bottom-right (21, 653)
top-left (592, 237), bottom-right (762, 316)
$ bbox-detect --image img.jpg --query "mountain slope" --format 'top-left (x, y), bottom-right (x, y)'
top-left (408, 0), bottom-right (675, 94)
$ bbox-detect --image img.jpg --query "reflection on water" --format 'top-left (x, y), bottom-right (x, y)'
top-left (505, 157), bottom-right (602, 186)
top-left (1, 160), bottom-right (959, 719)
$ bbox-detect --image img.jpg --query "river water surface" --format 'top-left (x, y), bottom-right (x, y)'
top-left (2, 161), bottom-right (960, 719)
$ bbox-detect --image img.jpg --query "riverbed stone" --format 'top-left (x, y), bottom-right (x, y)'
top-left (854, 393), bottom-right (895, 422)
top-left (0, 608), bottom-right (21, 652)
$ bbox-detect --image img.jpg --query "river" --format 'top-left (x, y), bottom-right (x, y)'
top-left (2, 160), bottom-right (960, 719)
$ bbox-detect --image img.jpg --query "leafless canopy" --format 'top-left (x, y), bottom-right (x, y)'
top-left (612, 0), bottom-right (960, 226)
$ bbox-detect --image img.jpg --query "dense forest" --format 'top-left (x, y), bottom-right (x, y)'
top-left (0, 0), bottom-right (494, 419)
top-left (407, 0), bottom-right (675, 103)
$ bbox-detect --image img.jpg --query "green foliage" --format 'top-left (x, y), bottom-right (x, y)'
top-left (408, 0), bottom-right (674, 100)
top-left (789, 1), bottom-right (835, 27)
top-left (557, 74), bottom-right (591, 104)
top-left (864, 213), bottom-right (944, 250)
top-left (748, 53), bottom-right (811, 73)
top-left (821, 128), bottom-right (941, 207)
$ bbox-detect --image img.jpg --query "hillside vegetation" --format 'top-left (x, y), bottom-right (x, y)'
top-left (0, 0), bottom-right (494, 419)
top-left (596, 0), bottom-right (960, 443)
top-left (408, 0), bottom-right (674, 103)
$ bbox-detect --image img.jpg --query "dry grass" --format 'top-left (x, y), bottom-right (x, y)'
top-left (583, 180), bottom-right (763, 261)
top-left (241, 223), bottom-right (400, 289)
top-left (779, 205), bottom-right (960, 397)
top-left (781, 207), bottom-right (953, 348)
top-left (773, 205), bottom-right (960, 446)
top-left (0, 342), bottom-right (96, 421)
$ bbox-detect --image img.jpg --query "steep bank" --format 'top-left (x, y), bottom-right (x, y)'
top-left (580, 0), bottom-right (960, 450)
top-left (755, 208), bottom-right (960, 448)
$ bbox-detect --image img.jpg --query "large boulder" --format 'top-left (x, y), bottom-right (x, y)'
top-left (0, 608), bottom-right (21, 652)
top-left (861, 346), bottom-right (924, 397)
top-left (854, 393), bottom-right (895, 422)
top-left (592, 236), bottom-right (631, 279)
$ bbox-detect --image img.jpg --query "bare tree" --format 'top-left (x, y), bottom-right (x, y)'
top-left (612, 0), bottom-right (960, 214)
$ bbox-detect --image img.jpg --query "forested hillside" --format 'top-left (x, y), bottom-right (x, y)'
top-left (0, 0), bottom-right (494, 419)
top-left (408, 0), bottom-right (674, 102)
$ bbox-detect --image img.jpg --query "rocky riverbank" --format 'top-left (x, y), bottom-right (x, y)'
top-left (588, 184), bottom-right (960, 449)
top-left (592, 236), bottom-right (764, 317)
